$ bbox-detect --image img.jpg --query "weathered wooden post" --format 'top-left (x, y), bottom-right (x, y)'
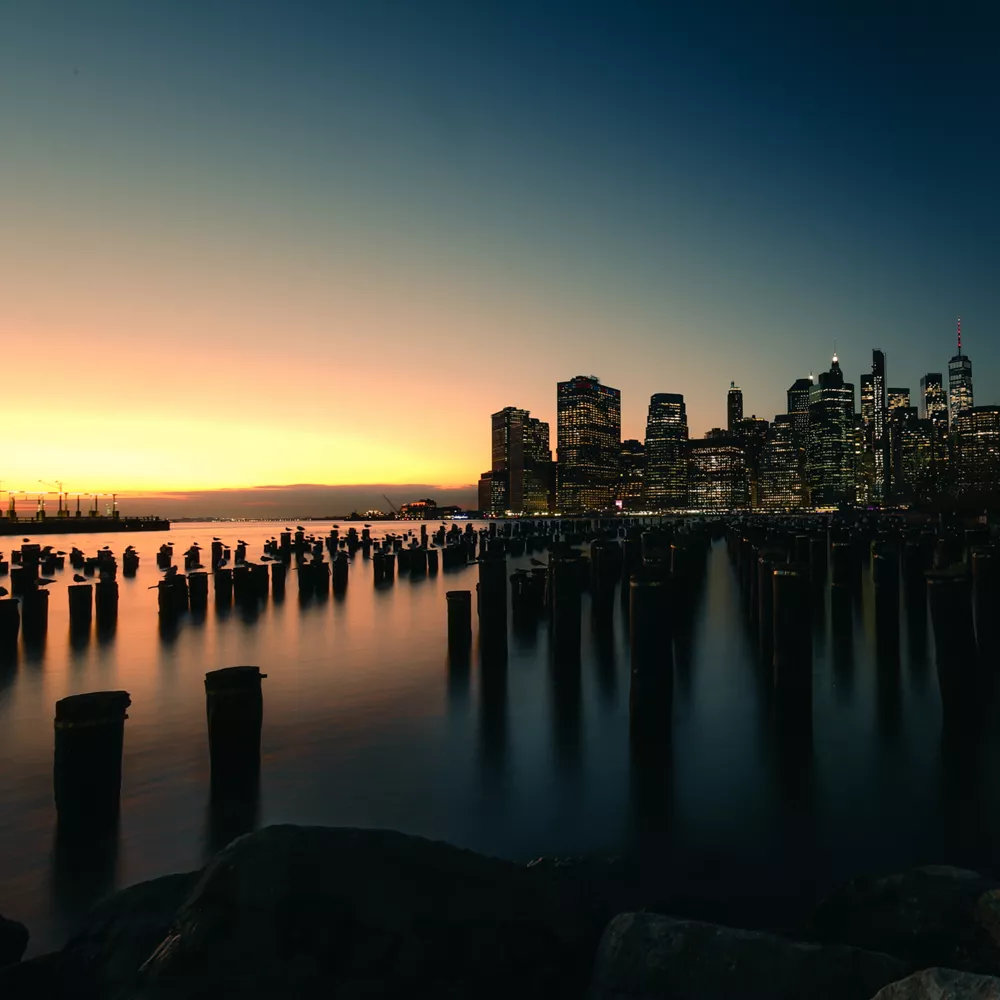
top-left (772, 568), bottom-right (812, 728)
top-left (214, 568), bottom-right (233, 605)
top-left (95, 579), bottom-right (119, 630)
top-left (68, 583), bottom-right (93, 632)
top-left (446, 590), bottom-right (472, 651)
top-left (53, 691), bottom-right (131, 827)
top-left (629, 566), bottom-right (672, 733)
top-left (551, 554), bottom-right (582, 664)
top-left (478, 554), bottom-right (507, 660)
top-left (873, 550), bottom-right (900, 658)
top-left (188, 572), bottom-right (209, 613)
top-left (332, 552), bottom-right (348, 593)
top-left (0, 599), bottom-right (20, 653)
top-left (927, 571), bottom-right (978, 722)
top-left (270, 561), bottom-right (286, 599)
top-left (972, 549), bottom-right (999, 660)
top-left (22, 588), bottom-right (49, 642)
top-left (204, 667), bottom-right (266, 792)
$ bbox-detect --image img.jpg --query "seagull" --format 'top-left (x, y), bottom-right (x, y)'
top-left (73, 574), bottom-right (86, 583)
top-left (530, 558), bottom-right (546, 567)
top-left (37, 578), bottom-right (56, 586)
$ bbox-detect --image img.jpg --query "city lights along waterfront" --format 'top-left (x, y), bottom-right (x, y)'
top-left (1, 511), bottom-right (1000, 960)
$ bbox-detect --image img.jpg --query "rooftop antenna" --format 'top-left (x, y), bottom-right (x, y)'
top-left (957, 315), bottom-right (962, 354)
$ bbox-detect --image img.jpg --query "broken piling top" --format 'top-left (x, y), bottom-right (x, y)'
top-left (205, 665), bottom-right (267, 691)
top-left (55, 690), bottom-right (131, 726)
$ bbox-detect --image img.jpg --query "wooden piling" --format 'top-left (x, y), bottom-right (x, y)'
top-left (68, 583), bottom-right (93, 632)
top-left (204, 667), bottom-right (266, 792)
top-left (53, 691), bottom-right (131, 827)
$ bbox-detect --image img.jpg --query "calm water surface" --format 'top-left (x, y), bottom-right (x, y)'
top-left (1, 520), bottom-right (998, 954)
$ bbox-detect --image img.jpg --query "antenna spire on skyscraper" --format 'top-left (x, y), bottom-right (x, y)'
top-left (957, 315), bottom-right (962, 354)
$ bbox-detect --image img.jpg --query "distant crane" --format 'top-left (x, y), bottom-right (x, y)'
top-left (39, 480), bottom-right (66, 516)
top-left (382, 494), bottom-right (401, 518)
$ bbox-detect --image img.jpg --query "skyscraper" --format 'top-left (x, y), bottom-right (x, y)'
top-left (727, 382), bottom-right (743, 433)
top-left (808, 355), bottom-right (856, 507)
top-left (871, 349), bottom-right (889, 502)
top-left (860, 373), bottom-right (875, 433)
top-left (615, 439), bottom-right (646, 511)
top-left (556, 376), bottom-right (621, 512)
top-left (921, 373), bottom-right (947, 423)
top-left (688, 437), bottom-right (748, 510)
top-left (644, 393), bottom-right (688, 509)
top-left (757, 414), bottom-right (805, 510)
top-left (954, 406), bottom-right (1000, 496)
top-left (787, 377), bottom-right (813, 449)
top-left (480, 406), bottom-right (553, 515)
top-left (948, 317), bottom-right (974, 427)
top-left (888, 388), bottom-right (910, 411)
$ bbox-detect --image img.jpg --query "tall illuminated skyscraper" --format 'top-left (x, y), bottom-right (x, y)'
top-left (688, 437), bottom-right (747, 510)
top-left (808, 355), bottom-right (856, 507)
top-left (954, 405), bottom-right (1000, 495)
top-left (480, 406), bottom-right (553, 514)
top-left (727, 382), bottom-right (743, 433)
top-left (888, 387), bottom-right (910, 411)
top-left (948, 317), bottom-right (974, 426)
top-left (871, 349), bottom-right (889, 502)
top-left (921, 373), bottom-right (947, 423)
top-left (644, 393), bottom-right (688, 509)
top-left (787, 377), bottom-right (813, 449)
top-left (615, 439), bottom-right (646, 511)
top-left (556, 376), bottom-right (621, 512)
top-left (757, 415), bottom-right (805, 510)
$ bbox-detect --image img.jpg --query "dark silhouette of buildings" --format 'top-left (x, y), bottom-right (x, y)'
top-left (727, 382), bottom-right (743, 433)
top-left (556, 376), bottom-right (621, 512)
top-left (871, 349), bottom-right (889, 503)
top-left (615, 439), bottom-right (646, 511)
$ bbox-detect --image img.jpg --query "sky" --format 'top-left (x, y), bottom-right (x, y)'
top-left (2, 1), bottom-right (999, 512)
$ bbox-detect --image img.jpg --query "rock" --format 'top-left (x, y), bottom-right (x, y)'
top-left (0, 871), bottom-right (200, 1000)
top-left (871, 967), bottom-right (1000, 998)
top-left (810, 866), bottom-right (1000, 975)
top-left (589, 911), bottom-right (909, 1000)
top-left (0, 914), bottom-right (29, 965)
top-left (124, 825), bottom-right (601, 1000)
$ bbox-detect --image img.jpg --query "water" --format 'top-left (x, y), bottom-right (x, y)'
top-left (1, 520), bottom-right (997, 955)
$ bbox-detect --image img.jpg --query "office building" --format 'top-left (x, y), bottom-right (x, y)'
top-left (808, 355), bottom-right (856, 507)
top-left (954, 406), bottom-right (1000, 496)
top-left (644, 393), bottom-right (688, 509)
top-left (949, 317), bottom-right (974, 426)
top-left (860, 373), bottom-right (875, 433)
top-left (727, 382), bottom-right (743, 433)
top-left (688, 437), bottom-right (748, 510)
top-left (757, 414), bottom-right (805, 510)
top-left (735, 415), bottom-right (770, 506)
top-left (556, 376), bottom-right (621, 512)
top-left (871, 349), bottom-right (889, 502)
top-left (480, 406), bottom-right (553, 515)
top-left (888, 387), bottom-right (910, 411)
top-left (921, 373), bottom-right (948, 424)
top-left (615, 439), bottom-right (646, 511)
top-left (787, 377), bottom-right (813, 448)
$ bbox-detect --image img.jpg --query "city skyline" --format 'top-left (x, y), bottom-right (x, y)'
top-left (3, 3), bottom-right (999, 501)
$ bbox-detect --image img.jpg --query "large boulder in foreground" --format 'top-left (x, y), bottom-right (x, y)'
top-left (124, 825), bottom-right (600, 1000)
top-left (810, 866), bottom-right (1000, 975)
top-left (589, 911), bottom-right (909, 1000)
top-left (871, 967), bottom-right (1000, 998)
top-left (0, 914), bottom-right (29, 966)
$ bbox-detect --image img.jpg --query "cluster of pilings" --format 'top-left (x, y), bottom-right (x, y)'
top-left (721, 511), bottom-right (1000, 742)
top-left (443, 519), bottom-right (714, 751)
top-left (51, 666), bottom-right (266, 836)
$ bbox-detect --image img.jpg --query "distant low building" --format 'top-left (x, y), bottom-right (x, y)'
top-left (399, 498), bottom-right (440, 519)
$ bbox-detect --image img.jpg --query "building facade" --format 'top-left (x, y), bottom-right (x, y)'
top-left (688, 437), bottom-right (748, 510)
top-left (615, 439), bottom-right (646, 511)
top-left (787, 377), bottom-right (813, 449)
top-left (644, 393), bottom-right (688, 510)
top-left (480, 406), bottom-right (553, 515)
top-left (757, 414), bottom-right (805, 510)
top-left (727, 382), bottom-right (743, 433)
top-left (807, 355), bottom-right (856, 507)
top-left (954, 405), bottom-right (1000, 496)
top-left (871, 349), bottom-right (889, 503)
top-left (556, 376), bottom-right (621, 512)
top-left (949, 320), bottom-right (974, 427)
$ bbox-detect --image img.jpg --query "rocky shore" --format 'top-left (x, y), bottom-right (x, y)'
top-left (3, 826), bottom-right (1000, 998)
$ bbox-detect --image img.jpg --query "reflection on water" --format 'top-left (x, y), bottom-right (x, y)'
top-left (0, 520), bottom-right (998, 954)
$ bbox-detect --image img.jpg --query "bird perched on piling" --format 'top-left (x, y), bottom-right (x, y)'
top-left (530, 558), bottom-right (546, 567)
top-left (37, 578), bottom-right (56, 586)
top-left (73, 574), bottom-right (86, 583)
top-left (0, 587), bottom-right (7, 597)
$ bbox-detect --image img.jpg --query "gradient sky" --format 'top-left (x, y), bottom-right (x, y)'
top-left (3, 1), bottom-right (998, 503)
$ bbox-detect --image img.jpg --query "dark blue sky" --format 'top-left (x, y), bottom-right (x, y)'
top-left (2, 1), bottom-right (998, 488)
